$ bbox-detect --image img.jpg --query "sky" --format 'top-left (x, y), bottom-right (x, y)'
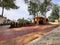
top-left (0, 0), bottom-right (60, 20)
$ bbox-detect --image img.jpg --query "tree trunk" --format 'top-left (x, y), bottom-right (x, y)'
top-left (43, 12), bottom-right (46, 18)
top-left (33, 15), bottom-right (36, 24)
top-left (37, 12), bottom-right (38, 17)
top-left (2, 6), bottom-right (4, 17)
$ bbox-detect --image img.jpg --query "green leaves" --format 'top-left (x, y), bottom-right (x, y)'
top-left (24, 0), bottom-right (52, 18)
top-left (39, 0), bottom-right (52, 17)
top-left (28, 1), bottom-right (38, 17)
top-left (0, 0), bottom-right (19, 17)
top-left (49, 5), bottom-right (59, 22)
top-left (17, 18), bottom-right (29, 24)
top-left (2, 0), bottom-right (19, 10)
top-left (0, 0), bottom-right (19, 10)
top-left (51, 5), bottom-right (59, 19)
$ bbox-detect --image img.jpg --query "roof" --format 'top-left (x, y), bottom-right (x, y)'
top-left (34, 16), bottom-right (46, 19)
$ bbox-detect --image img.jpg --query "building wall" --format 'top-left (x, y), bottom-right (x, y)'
top-left (0, 17), bottom-right (5, 24)
top-left (34, 17), bottom-right (46, 24)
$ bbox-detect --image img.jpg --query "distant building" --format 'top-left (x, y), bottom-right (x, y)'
top-left (0, 15), bottom-right (7, 24)
top-left (33, 16), bottom-right (48, 25)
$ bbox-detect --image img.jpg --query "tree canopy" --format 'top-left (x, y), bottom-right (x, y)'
top-left (48, 5), bottom-right (59, 22)
top-left (51, 5), bottom-right (59, 19)
top-left (0, 0), bottom-right (18, 9)
top-left (25, 0), bottom-right (52, 18)
top-left (39, 0), bottom-right (52, 17)
top-left (28, 1), bottom-right (39, 17)
top-left (0, 0), bottom-right (19, 16)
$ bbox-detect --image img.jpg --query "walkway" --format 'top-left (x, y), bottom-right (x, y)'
top-left (0, 25), bottom-right (58, 41)
top-left (26, 26), bottom-right (60, 45)
top-left (0, 24), bottom-right (59, 45)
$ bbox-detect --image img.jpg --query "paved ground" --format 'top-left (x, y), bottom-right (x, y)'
top-left (0, 24), bottom-right (59, 45)
top-left (26, 26), bottom-right (60, 45)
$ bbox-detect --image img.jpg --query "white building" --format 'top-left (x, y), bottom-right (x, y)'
top-left (0, 15), bottom-right (7, 24)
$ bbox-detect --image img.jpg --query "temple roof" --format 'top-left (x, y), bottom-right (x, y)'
top-left (34, 16), bottom-right (46, 19)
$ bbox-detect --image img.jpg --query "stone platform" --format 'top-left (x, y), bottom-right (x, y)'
top-left (26, 26), bottom-right (60, 45)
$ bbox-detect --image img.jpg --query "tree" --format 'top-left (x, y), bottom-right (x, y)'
top-left (39, 0), bottom-right (52, 18)
top-left (0, 0), bottom-right (19, 17)
top-left (17, 18), bottom-right (32, 26)
top-left (25, 0), bottom-right (41, 18)
top-left (7, 19), bottom-right (12, 23)
top-left (17, 18), bottom-right (28, 24)
top-left (25, 0), bottom-right (52, 18)
top-left (48, 5), bottom-right (59, 22)
top-left (24, 0), bottom-right (40, 4)
top-left (48, 16), bottom-right (55, 22)
top-left (28, 1), bottom-right (39, 18)
top-left (51, 5), bottom-right (59, 19)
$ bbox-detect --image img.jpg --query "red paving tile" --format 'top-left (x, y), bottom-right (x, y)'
top-left (0, 24), bottom-right (59, 41)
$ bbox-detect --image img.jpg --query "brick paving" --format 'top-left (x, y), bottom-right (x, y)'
top-left (0, 24), bottom-right (59, 45)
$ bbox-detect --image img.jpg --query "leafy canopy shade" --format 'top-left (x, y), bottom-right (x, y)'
top-left (25, 0), bottom-right (52, 18)
top-left (0, 0), bottom-right (19, 17)
top-left (28, 1), bottom-right (38, 17)
top-left (39, 0), bottom-right (52, 17)
top-left (1, 0), bottom-right (18, 9)
top-left (48, 4), bottom-right (59, 22)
